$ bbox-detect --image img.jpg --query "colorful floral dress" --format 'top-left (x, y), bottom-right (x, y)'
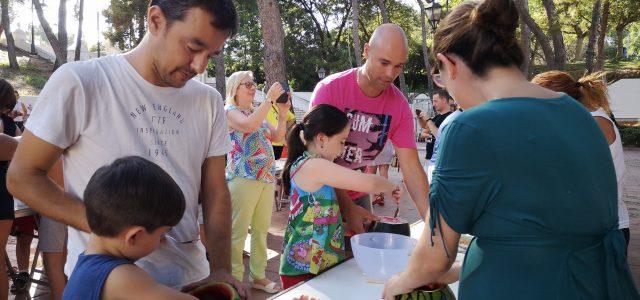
top-left (279, 152), bottom-right (345, 276)
top-left (225, 105), bottom-right (276, 183)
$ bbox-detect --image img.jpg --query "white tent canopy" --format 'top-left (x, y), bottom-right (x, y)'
top-left (608, 79), bottom-right (640, 123)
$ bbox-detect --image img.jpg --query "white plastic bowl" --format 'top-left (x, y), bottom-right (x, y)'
top-left (351, 232), bottom-right (417, 282)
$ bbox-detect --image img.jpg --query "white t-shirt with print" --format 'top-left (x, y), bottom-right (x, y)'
top-left (26, 55), bottom-right (232, 288)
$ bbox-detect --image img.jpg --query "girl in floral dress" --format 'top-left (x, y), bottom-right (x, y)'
top-left (279, 104), bottom-right (402, 289)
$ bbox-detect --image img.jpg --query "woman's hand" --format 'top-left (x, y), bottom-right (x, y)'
top-left (265, 82), bottom-right (285, 104)
top-left (382, 274), bottom-right (413, 300)
top-left (276, 94), bottom-right (292, 116)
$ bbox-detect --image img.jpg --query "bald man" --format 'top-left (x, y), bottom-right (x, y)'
top-left (310, 24), bottom-right (429, 233)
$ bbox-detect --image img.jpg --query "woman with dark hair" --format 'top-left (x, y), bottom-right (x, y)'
top-left (0, 78), bottom-right (19, 299)
top-left (382, 0), bottom-right (639, 299)
top-left (532, 71), bottom-right (631, 250)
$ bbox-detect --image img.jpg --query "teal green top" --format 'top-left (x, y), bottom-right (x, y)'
top-left (429, 95), bottom-right (639, 299)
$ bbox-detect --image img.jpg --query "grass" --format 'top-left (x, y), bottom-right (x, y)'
top-left (0, 53), bottom-right (53, 95)
top-left (24, 74), bottom-right (48, 90)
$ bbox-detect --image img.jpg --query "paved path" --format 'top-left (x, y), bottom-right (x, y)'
top-left (10, 147), bottom-right (640, 299)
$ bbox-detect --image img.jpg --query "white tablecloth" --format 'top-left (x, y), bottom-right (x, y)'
top-left (270, 221), bottom-right (464, 299)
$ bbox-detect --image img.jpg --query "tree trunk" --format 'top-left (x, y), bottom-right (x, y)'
top-left (256, 0), bottom-right (287, 88)
top-left (214, 53), bottom-right (226, 98)
top-left (75, 0), bottom-right (84, 61)
top-left (519, 0), bottom-right (532, 76)
top-left (514, 0), bottom-right (556, 70)
top-left (57, 0), bottom-right (68, 67)
top-left (1, 0), bottom-right (19, 69)
top-left (585, 0), bottom-right (601, 73)
top-left (33, 0), bottom-right (67, 70)
top-left (596, 0), bottom-right (610, 71)
top-left (351, 0), bottom-right (362, 67)
top-left (377, 0), bottom-right (389, 23)
top-left (416, 0), bottom-right (433, 96)
top-left (574, 33), bottom-right (585, 61)
top-left (615, 26), bottom-right (625, 60)
top-left (541, 0), bottom-right (566, 70)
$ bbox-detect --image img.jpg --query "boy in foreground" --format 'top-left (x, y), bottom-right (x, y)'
top-left (63, 156), bottom-right (197, 300)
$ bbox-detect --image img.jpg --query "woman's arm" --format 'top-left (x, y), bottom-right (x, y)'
top-left (269, 100), bottom-right (291, 143)
top-left (594, 116), bottom-right (616, 145)
top-left (227, 83), bottom-right (284, 133)
top-left (0, 133), bottom-right (18, 161)
top-left (383, 212), bottom-right (460, 300)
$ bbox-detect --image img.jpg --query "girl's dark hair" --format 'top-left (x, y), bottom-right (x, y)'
top-left (532, 71), bottom-right (611, 114)
top-left (433, 0), bottom-right (524, 77)
top-left (0, 79), bottom-right (17, 111)
top-left (281, 104), bottom-right (349, 194)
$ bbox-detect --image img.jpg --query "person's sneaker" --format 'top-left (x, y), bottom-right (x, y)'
top-left (10, 272), bottom-right (29, 294)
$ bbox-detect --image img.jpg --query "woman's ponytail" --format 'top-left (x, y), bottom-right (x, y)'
top-left (281, 123), bottom-right (306, 195)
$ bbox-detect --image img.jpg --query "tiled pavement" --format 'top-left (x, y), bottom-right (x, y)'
top-left (8, 147), bottom-right (640, 299)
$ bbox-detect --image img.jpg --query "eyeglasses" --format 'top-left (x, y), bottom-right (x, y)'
top-left (239, 81), bottom-right (256, 89)
top-left (431, 55), bottom-right (448, 88)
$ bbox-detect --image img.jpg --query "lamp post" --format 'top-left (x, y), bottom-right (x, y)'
top-left (425, 1), bottom-right (444, 31)
top-left (317, 67), bottom-right (326, 80)
top-left (424, 0), bottom-right (448, 117)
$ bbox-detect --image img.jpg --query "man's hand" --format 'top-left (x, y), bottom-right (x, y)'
top-left (181, 269), bottom-right (251, 299)
top-left (343, 203), bottom-right (379, 234)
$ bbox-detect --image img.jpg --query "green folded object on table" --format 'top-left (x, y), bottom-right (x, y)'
top-left (395, 285), bottom-right (456, 300)
top-left (188, 281), bottom-right (241, 300)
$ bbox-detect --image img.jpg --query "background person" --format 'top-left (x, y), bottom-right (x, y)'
top-left (532, 71), bottom-right (631, 250)
top-left (310, 24), bottom-right (429, 234)
top-left (224, 71), bottom-right (289, 293)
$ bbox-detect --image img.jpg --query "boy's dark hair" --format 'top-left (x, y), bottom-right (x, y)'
top-left (149, 0), bottom-right (238, 37)
top-left (433, 89), bottom-right (452, 101)
top-left (84, 156), bottom-right (186, 237)
top-left (281, 104), bottom-right (350, 194)
top-left (0, 79), bottom-right (17, 111)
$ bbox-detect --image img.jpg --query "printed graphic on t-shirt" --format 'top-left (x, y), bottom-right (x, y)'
top-left (335, 108), bottom-right (392, 171)
top-left (128, 103), bottom-right (186, 160)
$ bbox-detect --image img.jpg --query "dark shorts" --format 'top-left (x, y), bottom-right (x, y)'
top-left (273, 146), bottom-right (284, 160)
top-left (0, 183), bottom-right (15, 220)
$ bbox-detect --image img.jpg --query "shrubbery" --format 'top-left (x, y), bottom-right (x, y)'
top-left (620, 125), bottom-right (640, 147)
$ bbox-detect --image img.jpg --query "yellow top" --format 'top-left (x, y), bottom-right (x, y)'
top-left (266, 105), bottom-right (296, 146)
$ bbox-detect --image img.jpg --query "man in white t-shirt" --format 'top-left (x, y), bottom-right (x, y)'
top-left (7, 1), bottom-right (248, 297)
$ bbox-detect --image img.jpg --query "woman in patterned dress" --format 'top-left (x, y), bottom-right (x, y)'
top-left (224, 71), bottom-right (289, 293)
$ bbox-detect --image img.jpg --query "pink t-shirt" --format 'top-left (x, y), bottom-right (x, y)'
top-left (310, 68), bottom-right (416, 200)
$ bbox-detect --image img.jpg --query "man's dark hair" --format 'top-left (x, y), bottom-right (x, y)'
top-left (433, 89), bottom-right (452, 101)
top-left (149, 0), bottom-right (238, 37)
top-left (84, 156), bottom-right (186, 237)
